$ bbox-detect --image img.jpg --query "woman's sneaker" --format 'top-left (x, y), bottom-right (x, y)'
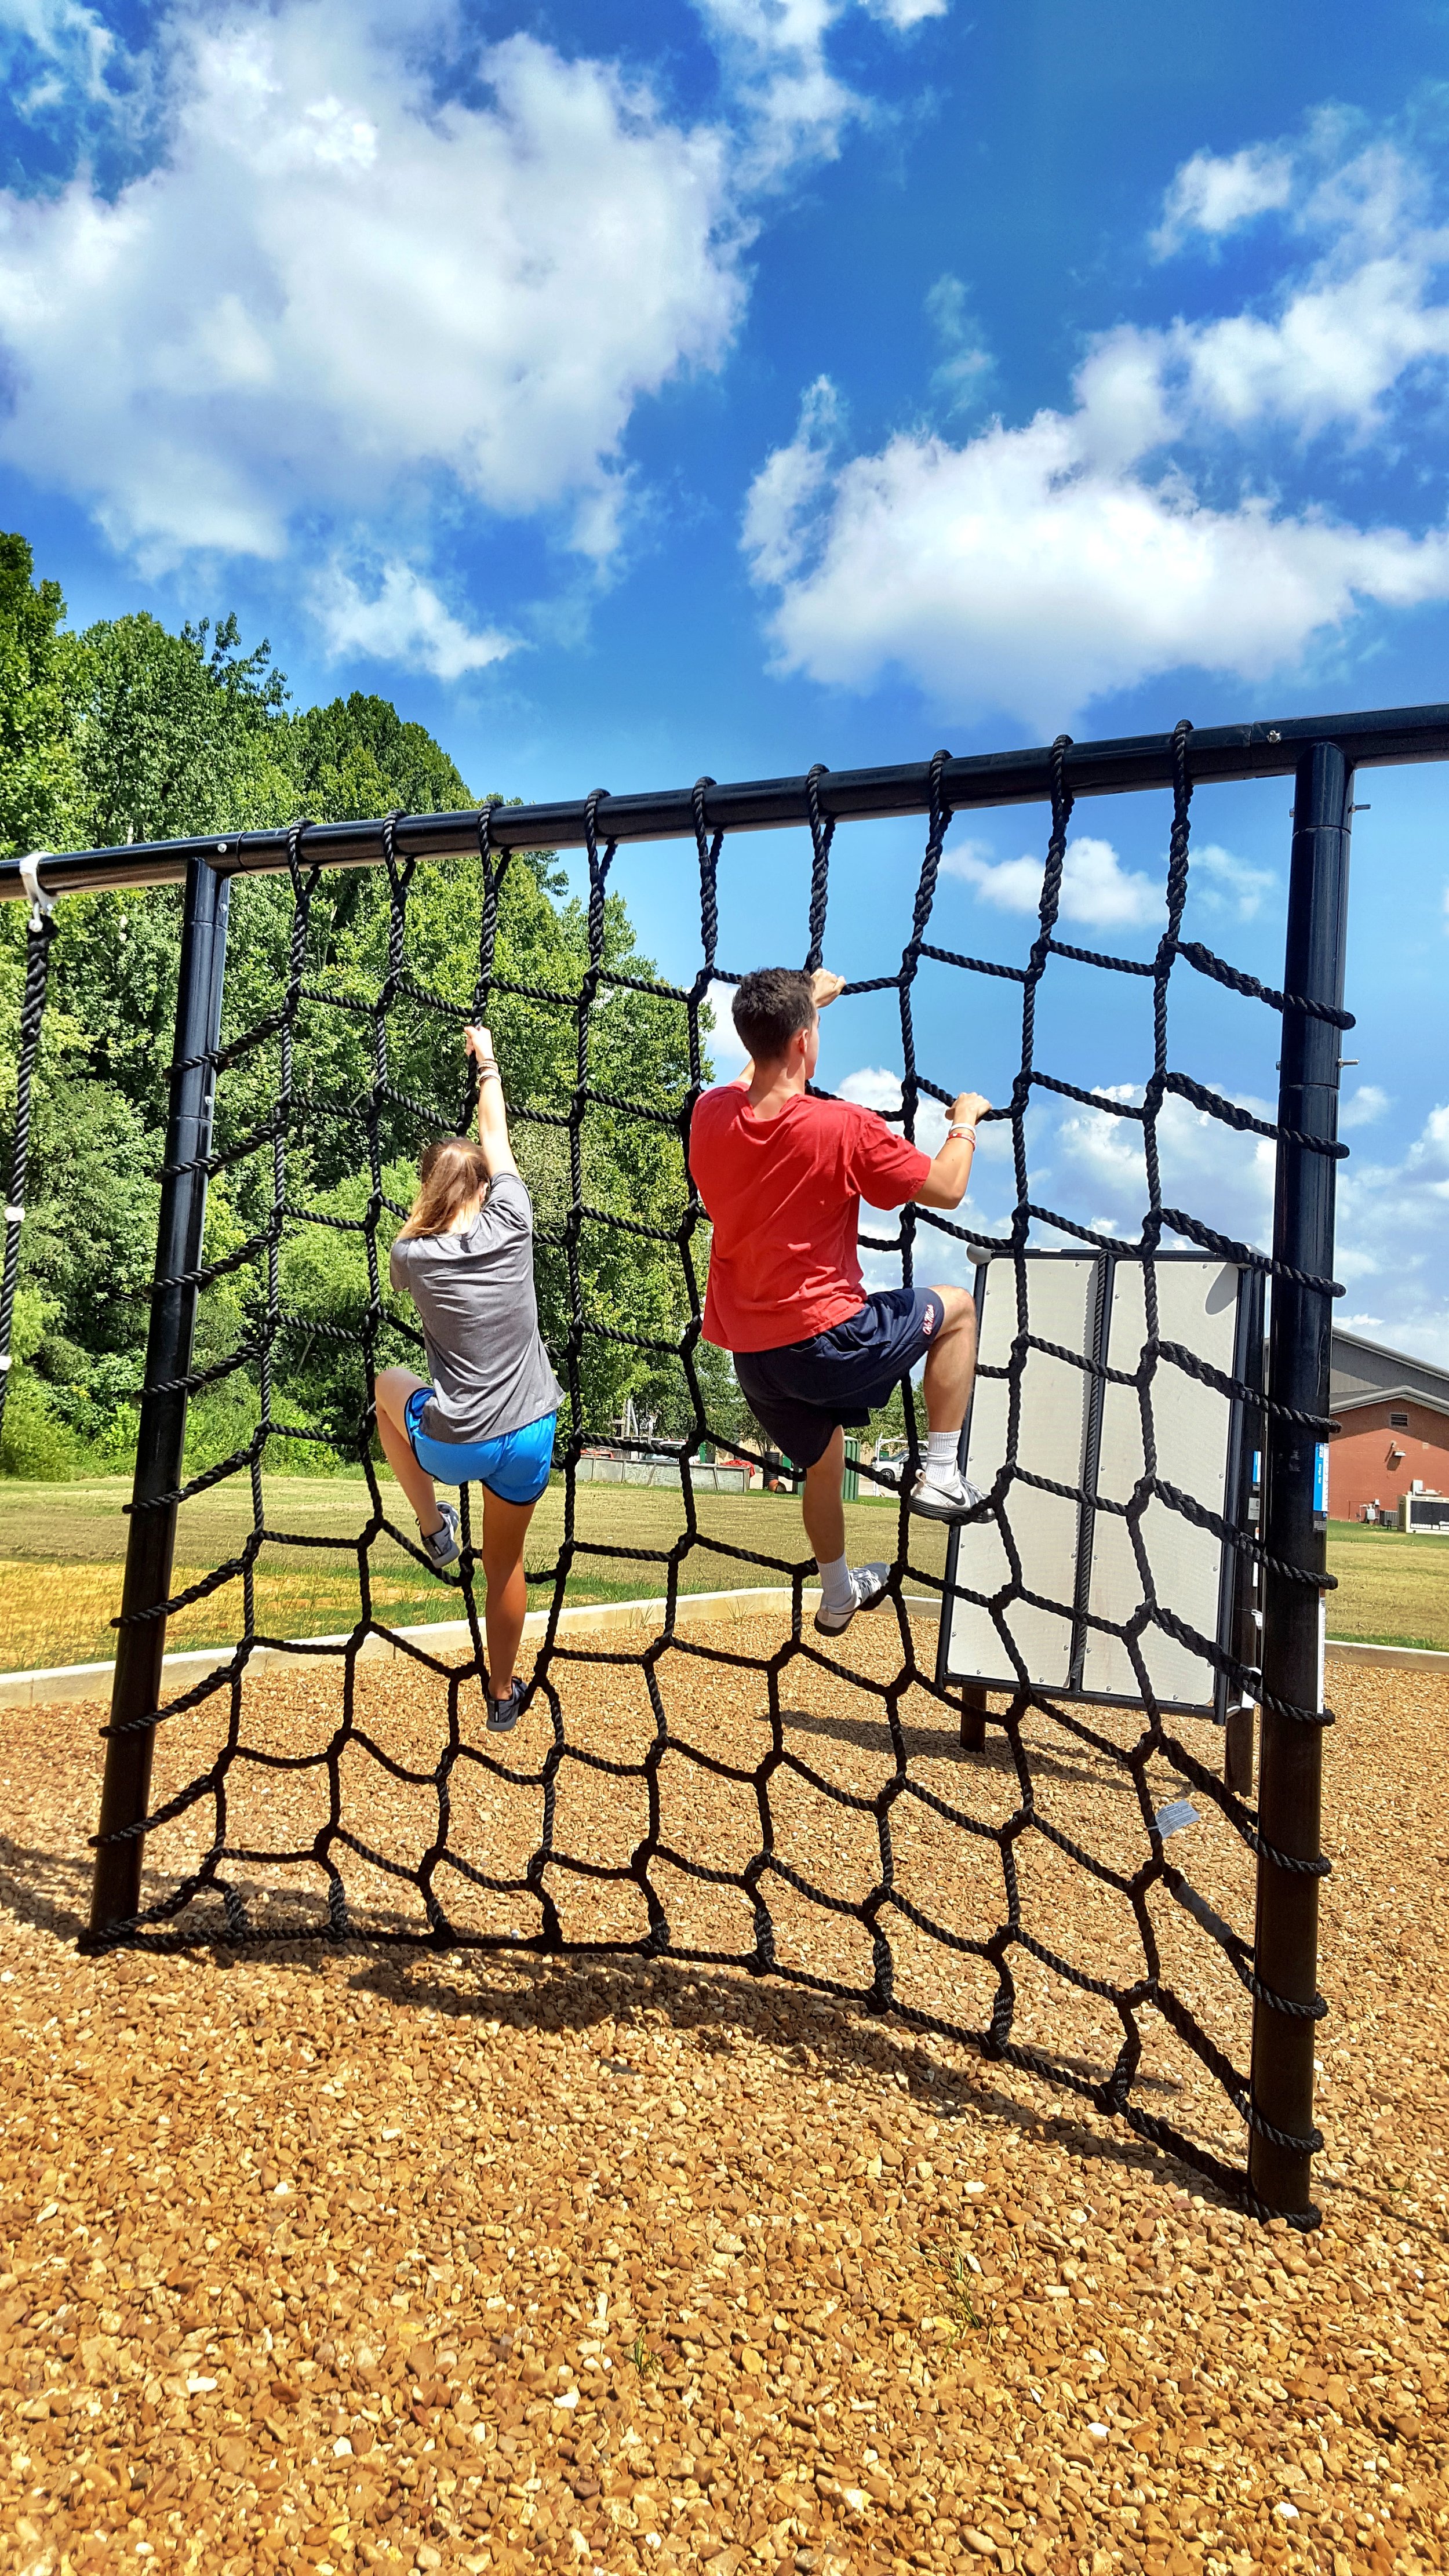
top-left (420, 1503), bottom-right (460, 1567)
top-left (908, 1467), bottom-right (985, 1521)
top-left (813, 1563), bottom-right (890, 1636)
top-left (487, 1680), bottom-right (523, 1734)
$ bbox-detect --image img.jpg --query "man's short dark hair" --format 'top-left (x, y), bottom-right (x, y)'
top-left (732, 967), bottom-right (815, 1063)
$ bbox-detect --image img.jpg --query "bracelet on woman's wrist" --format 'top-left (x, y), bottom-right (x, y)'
top-left (946, 1122), bottom-right (977, 1143)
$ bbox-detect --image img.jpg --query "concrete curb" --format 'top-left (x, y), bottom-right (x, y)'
top-left (0, 1585), bottom-right (944, 1714)
top-left (1323, 1638), bottom-right (1449, 1673)
top-left (3, 1599), bottom-right (1443, 1715)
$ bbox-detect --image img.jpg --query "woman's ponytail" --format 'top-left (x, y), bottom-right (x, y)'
top-left (397, 1136), bottom-right (492, 1240)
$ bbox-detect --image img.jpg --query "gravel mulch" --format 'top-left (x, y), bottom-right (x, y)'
top-left (0, 1630), bottom-right (1446, 2576)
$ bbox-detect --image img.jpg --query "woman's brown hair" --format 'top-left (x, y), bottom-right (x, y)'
top-left (396, 1137), bottom-right (490, 1240)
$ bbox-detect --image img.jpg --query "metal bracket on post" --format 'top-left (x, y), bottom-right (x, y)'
top-left (1248, 740), bottom-right (1351, 2221)
top-left (88, 855), bottom-right (231, 1946)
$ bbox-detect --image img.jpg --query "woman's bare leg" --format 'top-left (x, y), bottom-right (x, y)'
top-left (480, 1489), bottom-right (539, 1698)
top-left (373, 1366), bottom-right (446, 1536)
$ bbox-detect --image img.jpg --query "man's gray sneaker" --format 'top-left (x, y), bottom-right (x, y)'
top-left (813, 1562), bottom-right (890, 1636)
top-left (420, 1502), bottom-right (460, 1567)
top-left (487, 1680), bottom-right (523, 1733)
top-left (908, 1468), bottom-right (985, 1522)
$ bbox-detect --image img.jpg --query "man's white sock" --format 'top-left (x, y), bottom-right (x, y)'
top-left (926, 1431), bottom-right (959, 1479)
top-left (818, 1551), bottom-right (854, 1612)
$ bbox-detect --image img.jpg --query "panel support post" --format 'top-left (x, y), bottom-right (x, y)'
top-left (89, 856), bottom-right (231, 1944)
top-left (959, 1684), bottom-right (988, 1752)
top-left (1248, 742), bottom-right (1351, 2219)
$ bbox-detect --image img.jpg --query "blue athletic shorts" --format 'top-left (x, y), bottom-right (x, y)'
top-left (733, 1286), bottom-right (946, 1471)
top-left (405, 1389), bottom-right (557, 1505)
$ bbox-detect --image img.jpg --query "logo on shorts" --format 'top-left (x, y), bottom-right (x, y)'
top-left (922, 1307), bottom-right (936, 1336)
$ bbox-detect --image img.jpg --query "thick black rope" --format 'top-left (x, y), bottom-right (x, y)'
top-left (0, 865), bottom-right (57, 1447)
top-left (8, 745), bottom-right (1338, 2229)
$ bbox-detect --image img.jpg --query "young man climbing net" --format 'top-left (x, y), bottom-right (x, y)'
top-left (689, 965), bottom-right (991, 1634)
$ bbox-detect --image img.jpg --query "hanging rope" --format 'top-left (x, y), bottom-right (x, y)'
top-left (0, 855), bottom-right (57, 1450)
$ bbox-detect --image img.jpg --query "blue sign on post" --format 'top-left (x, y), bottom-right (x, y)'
top-left (1313, 1443), bottom-right (1330, 1520)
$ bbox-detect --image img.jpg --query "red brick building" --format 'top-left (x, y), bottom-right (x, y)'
top-left (1329, 1329), bottom-right (1449, 1522)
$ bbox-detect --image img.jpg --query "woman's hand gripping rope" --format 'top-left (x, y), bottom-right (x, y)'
top-left (464, 1025), bottom-right (518, 1182)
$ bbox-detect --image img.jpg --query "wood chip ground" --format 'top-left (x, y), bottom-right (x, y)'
top-left (1, 1624), bottom-right (1445, 2576)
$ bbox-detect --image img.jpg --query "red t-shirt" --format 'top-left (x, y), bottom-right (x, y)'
top-left (689, 1082), bottom-right (932, 1352)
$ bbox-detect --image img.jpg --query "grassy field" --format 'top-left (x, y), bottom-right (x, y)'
top-left (1, 1476), bottom-right (1444, 1670)
top-left (0, 1473), bottom-right (945, 1672)
top-left (1319, 1515), bottom-right (1449, 1651)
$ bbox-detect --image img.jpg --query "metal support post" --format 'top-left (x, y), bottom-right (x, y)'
top-left (959, 1684), bottom-right (988, 1752)
top-left (1248, 742), bottom-right (1352, 2217)
top-left (89, 857), bottom-right (231, 1942)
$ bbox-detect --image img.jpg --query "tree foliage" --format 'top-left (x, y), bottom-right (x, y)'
top-left (0, 534), bottom-right (731, 1477)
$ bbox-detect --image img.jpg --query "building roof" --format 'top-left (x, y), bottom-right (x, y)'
top-left (1331, 1328), bottom-right (1449, 1416)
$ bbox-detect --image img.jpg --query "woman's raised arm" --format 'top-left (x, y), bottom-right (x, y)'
top-left (464, 1025), bottom-right (519, 1180)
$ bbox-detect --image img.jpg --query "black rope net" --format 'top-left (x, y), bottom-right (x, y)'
top-left (45, 728), bottom-right (1344, 2217)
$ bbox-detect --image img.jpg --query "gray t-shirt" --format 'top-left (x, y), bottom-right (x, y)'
top-left (388, 1171), bottom-right (563, 1447)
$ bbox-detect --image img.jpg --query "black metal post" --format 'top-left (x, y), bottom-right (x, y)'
top-left (959, 1683), bottom-right (988, 1753)
top-left (1248, 742), bottom-right (1352, 2217)
top-left (89, 857), bottom-right (231, 1941)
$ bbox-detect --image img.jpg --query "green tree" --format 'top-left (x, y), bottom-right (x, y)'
top-left (287, 690), bottom-right (474, 822)
top-left (75, 611), bottom-right (296, 851)
top-left (1, 538), bottom-right (718, 1476)
top-left (0, 532), bottom-right (84, 858)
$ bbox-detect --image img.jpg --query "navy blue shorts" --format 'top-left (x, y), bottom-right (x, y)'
top-left (734, 1286), bottom-right (946, 1471)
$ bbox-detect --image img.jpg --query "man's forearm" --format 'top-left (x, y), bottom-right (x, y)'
top-left (917, 1134), bottom-right (977, 1211)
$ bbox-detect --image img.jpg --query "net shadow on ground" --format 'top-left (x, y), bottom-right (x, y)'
top-left (73, 1606), bottom-right (1263, 2201)
top-left (0, 1800), bottom-right (1233, 2214)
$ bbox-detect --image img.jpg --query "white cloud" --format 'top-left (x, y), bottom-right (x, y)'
top-left (745, 405), bottom-right (1449, 730)
top-left (309, 558), bottom-right (516, 682)
top-left (1146, 139), bottom-right (1449, 443)
top-left (704, 979), bottom-right (748, 1075)
top-left (1339, 1083), bottom-right (1390, 1131)
top-left (0, 3), bottom-right (744, 566)
top-left (858, 1062), bottom-right (1449, 1375)
top-left (739, 376), bottom-right (842, 586)
top-left (745, 336), bottom-right (1449, 730)
top-left (924, 273), bottom-right (995, 414)
top-left (944, 831), bottom-right (1160, 929)
top-left (840, 1061), bottom-right (915, 1114)
top-left (0, 0), bottom-right (123, 111)
top-left (1055, 1086), bottom-right (1277, 1256)
top-left (1167, 251), bottom-right (1449, 443)
top-left (693, 0), bottom-right (946, 181)
top-left (1333, 1101), bottom-right (1449, 1362)
top-left (1152, 144), bottom-right (1294, 258)
top-left (1188, 843), bottom-right (1276, 922)
top-left (745, 128), bottom-right (1449, 721)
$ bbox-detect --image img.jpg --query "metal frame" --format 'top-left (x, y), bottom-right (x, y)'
top-left (2, 701), bottom-right (1385, 2220)
top-left (1, 693), bottom-right (1446, 903)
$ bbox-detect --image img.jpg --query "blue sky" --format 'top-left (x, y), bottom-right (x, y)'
top-left (3, 0), bottom-right (1449, 1368)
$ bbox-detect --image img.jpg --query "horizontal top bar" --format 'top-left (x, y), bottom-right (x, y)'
top-left (5, 697), bottom-right (1448, 903)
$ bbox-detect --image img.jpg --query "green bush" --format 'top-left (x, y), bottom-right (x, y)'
top-left (0, 1376), bottom-right (86, 1479)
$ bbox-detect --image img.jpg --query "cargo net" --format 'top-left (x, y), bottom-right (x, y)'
top-left (56, 723), bottom-right (1344, 2215)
